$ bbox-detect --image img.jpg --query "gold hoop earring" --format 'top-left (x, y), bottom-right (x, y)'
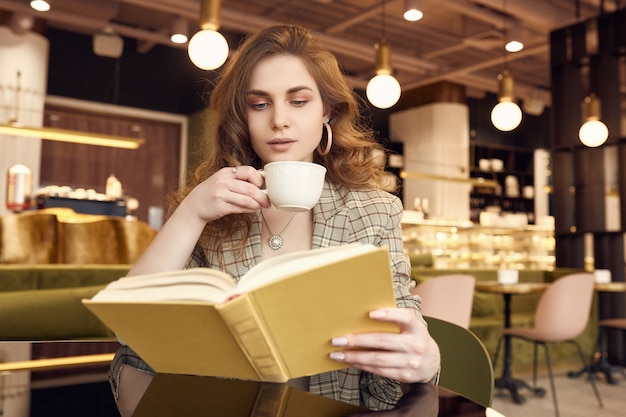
top-left (318, 121), bottom-right (332, 156)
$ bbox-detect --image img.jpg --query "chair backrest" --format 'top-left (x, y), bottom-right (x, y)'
top-left (534, 272), bottom-right (595, 342)
top-left (424, 315), bottom-right (494, 408)
top-left (412, 274), bottom-right (476, 328)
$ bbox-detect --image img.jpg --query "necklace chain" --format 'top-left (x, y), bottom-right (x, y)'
top-left (261, 211), bottom-right (298, 250)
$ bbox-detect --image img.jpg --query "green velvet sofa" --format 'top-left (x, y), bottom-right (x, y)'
top-left (410, 257), bottom-right (596, 369)
top-left (0, 209), bottom-right (155, 341)
top-left (0, 264), bottom-right (130, 340)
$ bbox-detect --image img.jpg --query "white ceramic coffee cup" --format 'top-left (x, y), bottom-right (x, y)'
top-left (593, 269), bottom-right (612, 284)
top-left (260, 161), bottom-right (326, 211)
top-left (497, 269), bottom-right (519, 285)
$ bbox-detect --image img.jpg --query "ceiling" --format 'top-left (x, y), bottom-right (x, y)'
top-left (0, 0), bottom-right (622, 108)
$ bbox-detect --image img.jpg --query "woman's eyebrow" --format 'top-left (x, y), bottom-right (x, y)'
top-left (247, 89), bottom-right (269, 97)
top-left (246, 86), bottom-right (313, 96)
top-left (286, 86), bottom-right (313, 94)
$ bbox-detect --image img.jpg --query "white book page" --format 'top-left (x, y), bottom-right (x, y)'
top-left (90, 284), bottom-right (229, 303)
top-left (90, 268), bottom-right (236, 302)
top-left (236, 243), bottom-right (376, 293)
top-left (89, 243), bottom-right (378, 302)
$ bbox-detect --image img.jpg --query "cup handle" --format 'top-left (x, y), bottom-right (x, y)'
top-left (258, 169), bottom-right (267, 194)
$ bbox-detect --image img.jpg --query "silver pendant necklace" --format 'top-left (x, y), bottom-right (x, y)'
top-left (261, 211), bottom-right (298, 250)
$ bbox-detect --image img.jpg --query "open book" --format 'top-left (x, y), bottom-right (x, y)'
top-left (83, 243), bottom-right (398, 382)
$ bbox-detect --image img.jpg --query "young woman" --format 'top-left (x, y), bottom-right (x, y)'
top-left (110, 24), bottom-right (440, 417)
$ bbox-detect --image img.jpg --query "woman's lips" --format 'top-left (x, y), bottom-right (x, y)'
top-left (268, 138), bottom-right (295, 151)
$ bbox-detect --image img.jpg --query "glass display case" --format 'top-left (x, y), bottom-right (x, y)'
top-left (401, 212), bottom-right (555, 270)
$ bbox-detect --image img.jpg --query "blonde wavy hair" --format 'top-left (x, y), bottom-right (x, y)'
top-left (169, 25), bottom-right (391, 258)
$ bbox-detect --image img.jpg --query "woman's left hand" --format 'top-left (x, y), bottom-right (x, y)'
top-left (329, 308), bottom-right (440, 383)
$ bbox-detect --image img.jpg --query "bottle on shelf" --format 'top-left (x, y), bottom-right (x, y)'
top-left (6, 164), bottom-right (32, 212)
top-left (422, 198), bottom-right (429, 219)
top-left (105, 174), bottom-right (123, 200)
top-left (413, 197), bottom-right (424, 220)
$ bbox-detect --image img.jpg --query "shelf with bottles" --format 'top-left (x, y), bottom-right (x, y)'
top-left (470, 142), bottom-right (535, 199)
top-left (470, 142), bottom-right (534, 176)
top-left (401, 213), bottom-right (555, 269)
top-left (469, 193), bottom-right (535, 224)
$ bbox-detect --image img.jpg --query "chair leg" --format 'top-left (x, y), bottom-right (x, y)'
top-left (541, 343), bottom-right (559, 417)
top-left (532, 342), bottom-right (538, 388)
top-left (571, 340), bottom-right (603, 408)
top-left (492, 335), bottom-right (504, 372)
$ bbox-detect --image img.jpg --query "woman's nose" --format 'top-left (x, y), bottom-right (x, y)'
top-left (271, 106), bottom-right (289, 129)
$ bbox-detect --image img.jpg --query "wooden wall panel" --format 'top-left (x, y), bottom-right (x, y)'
top-left (573, 147), bottom-right (606, 232)
top-left (551, 150), bottom-right (575, 235)
top-left (40, 107), bottom-right (181, 224)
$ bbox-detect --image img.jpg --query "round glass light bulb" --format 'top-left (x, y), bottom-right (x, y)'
top-left (366, 74), bottom-right (401, 109)
top-left (188, 29), bottom-right (229, 70)
top-left (578, 120), bottom-right (608, 147)
top-left (30, 0), bottom-right (50, 12)
top-left (491, 101), bottom-right (522, 131)
top-left (505, 40), bottom-right (524, 53)
top-left (404, 9), bottom-right (424, 21)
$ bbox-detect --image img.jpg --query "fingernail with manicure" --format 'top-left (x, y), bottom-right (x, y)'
top-left (369, 309), bottom-right (386, 319)
top-left (331, 337), bottom-right (348, 346)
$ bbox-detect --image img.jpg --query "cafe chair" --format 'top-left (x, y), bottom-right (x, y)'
top-left (424, 315), bottom-right (494, 408)
top-left (412, 274), bottom-right (476, 328)
top-left (492, 272), bottom-right (603, 417)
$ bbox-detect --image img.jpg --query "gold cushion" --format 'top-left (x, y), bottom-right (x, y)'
top-left (0, 209), bottom-right (156, 264)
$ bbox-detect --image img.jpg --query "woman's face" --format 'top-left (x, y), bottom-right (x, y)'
top-left (246, 54), bottom-right (326, 165)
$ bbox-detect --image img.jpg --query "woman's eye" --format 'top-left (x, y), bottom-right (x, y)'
top-left (250, 102), bottom-right (268, 110)
top-left (291, 100), bottom-right (308, 107)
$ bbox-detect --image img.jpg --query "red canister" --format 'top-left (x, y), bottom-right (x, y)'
top-left (6, 164), bottom-right (32, 212)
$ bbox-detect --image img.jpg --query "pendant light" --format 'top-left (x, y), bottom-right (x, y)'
top-left (29, 0), bottom-right (50, 12)
top-left (491, 0), bottom-right (522, 131)
top-left (504, 20), bottom-right (524, 53)
top-left (170, 17), bottom-right (189, 44)
top-left (578, 93), bottom-right (608, 147)
top-left (188, 0), bottom-right (229, 70)
top-left (366, 1), bottom-right (401, 109)
top-left (403, 0), bottom-right (424, 22)
top-left (491, 70), bottom-right (522, 131)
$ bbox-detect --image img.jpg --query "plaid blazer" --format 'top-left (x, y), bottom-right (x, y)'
top-left (190, 181), bottom-right (421, 410)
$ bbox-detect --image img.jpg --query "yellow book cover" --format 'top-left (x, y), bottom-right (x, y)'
top-left (82, 243), bottom-right (398, 382)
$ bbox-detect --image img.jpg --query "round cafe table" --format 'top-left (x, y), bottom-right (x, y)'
top-left (130, 373), bottom-right (481, 417)
top-left (474, 281), bottom-right (549, 404)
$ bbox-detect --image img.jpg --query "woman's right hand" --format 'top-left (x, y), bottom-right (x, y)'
top-left (127, 166), bottom-right (270, 276)
top-left (180, 166), bottom-right (271, 224)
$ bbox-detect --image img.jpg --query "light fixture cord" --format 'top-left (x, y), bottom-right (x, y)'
top-left (381, 0), bottom-right (386, 39)
top-left (502, 0), bottom-right (509, 70)
top-left (11, 71), bottom-right (21, 123)
top-left (114, 58), bottom-right (121, 105)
